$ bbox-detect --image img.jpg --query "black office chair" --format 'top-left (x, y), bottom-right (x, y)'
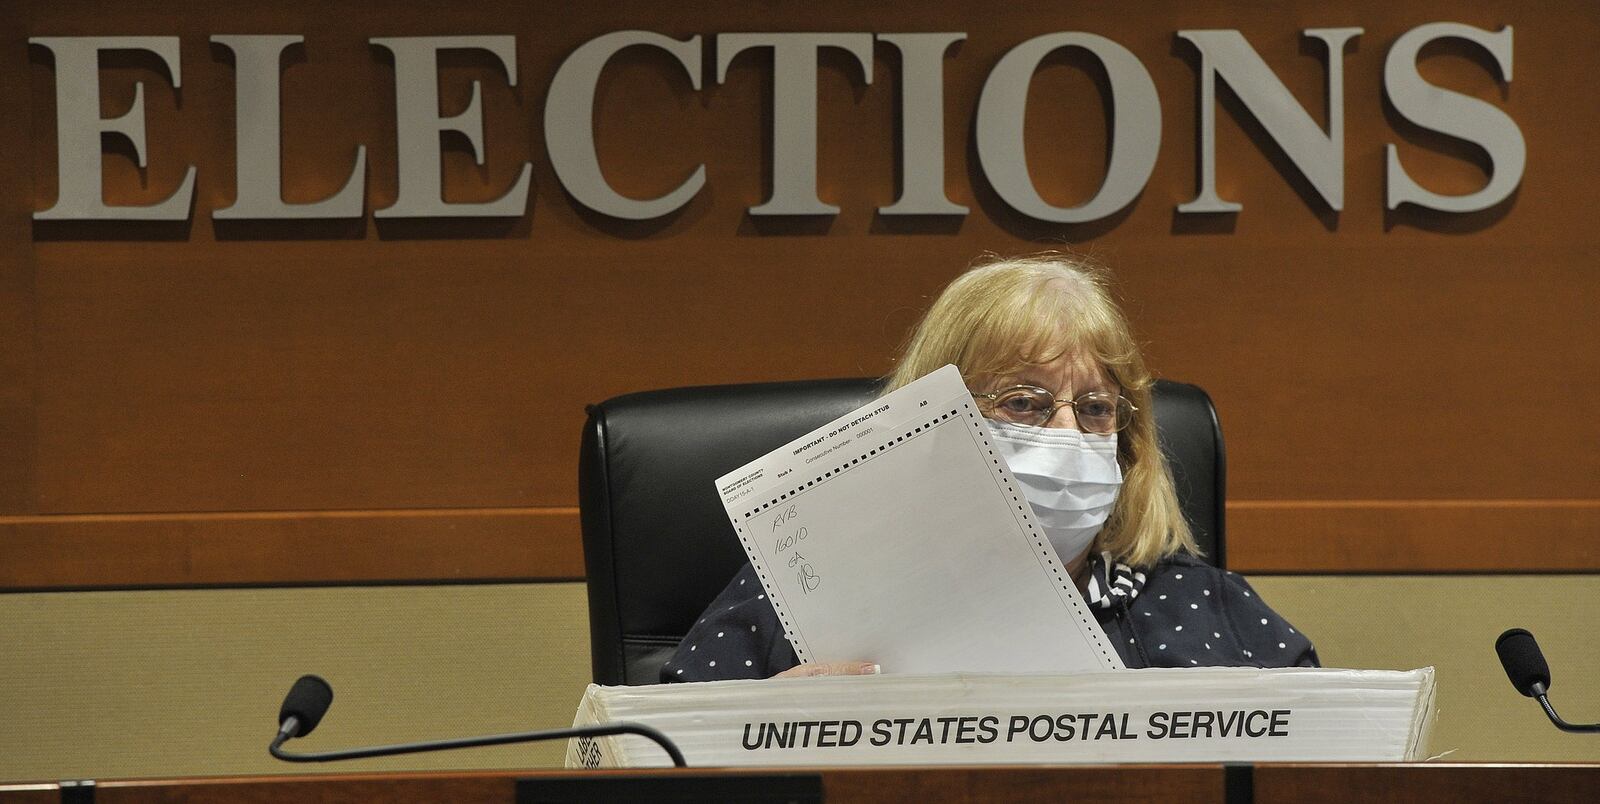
top-left (579, 378), bottom-right (1226, 686)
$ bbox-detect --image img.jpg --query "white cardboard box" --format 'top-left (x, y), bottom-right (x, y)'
top-left (566, 667), bottom-right (1436, 768)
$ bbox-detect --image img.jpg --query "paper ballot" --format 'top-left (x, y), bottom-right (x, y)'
top-left (714, 365), bottom-right (1123, 674)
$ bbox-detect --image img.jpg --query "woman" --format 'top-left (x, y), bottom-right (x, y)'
top-left (663, 253), bottom-right (1317, 682)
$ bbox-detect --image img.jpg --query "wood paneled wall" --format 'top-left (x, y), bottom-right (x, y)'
top-left (3, 0), bottom-right (1597, 587)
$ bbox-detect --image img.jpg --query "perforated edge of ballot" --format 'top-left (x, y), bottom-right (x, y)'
top-left (564, 667), bottom-right (1437, 768)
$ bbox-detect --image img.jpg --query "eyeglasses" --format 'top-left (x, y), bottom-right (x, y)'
top-left (973, 385), bottom-right (1137, 433)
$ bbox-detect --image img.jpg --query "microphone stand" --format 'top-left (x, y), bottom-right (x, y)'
top-left (1529, 683), bottom-right (1600, 734)
top-left (270, 717), bottom-right (688, 766)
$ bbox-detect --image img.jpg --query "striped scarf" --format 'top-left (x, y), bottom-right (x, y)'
top-left (1084, 551), bottom-right (1148, 610)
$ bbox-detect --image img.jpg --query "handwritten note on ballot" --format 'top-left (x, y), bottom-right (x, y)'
top-left (715, 365), bottom-right (1123, 675)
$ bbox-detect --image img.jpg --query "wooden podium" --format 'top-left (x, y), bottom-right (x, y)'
top-left (4, 765), bottom-right (1599, 804)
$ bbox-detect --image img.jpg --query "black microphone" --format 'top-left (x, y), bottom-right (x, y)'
top-left (1495, 628), bottom-right (1600, 733)
top-left (269, 675), bottom-right (687, 766)
top-left (275, 674), bottom-right (334, 742)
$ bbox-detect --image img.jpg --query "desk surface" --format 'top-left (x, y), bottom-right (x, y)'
top-left (4, 764), bottom-right (1600, 804)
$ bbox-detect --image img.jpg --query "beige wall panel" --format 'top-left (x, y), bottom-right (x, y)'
top-left (3, 577), bottom-right (1599, 783)
top-left (0, 583), bottom-right (593, 782)
top-left (1252, 575), bottom-right (1600, 763)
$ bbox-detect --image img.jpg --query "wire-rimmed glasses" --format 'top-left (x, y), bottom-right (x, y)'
top-left (973, 385), bottom-right (1137, 434)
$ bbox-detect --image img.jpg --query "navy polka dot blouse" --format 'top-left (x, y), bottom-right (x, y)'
top-left (661, 552), bottom-right (1318, 682)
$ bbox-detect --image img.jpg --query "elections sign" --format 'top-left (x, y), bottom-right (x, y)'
top-left (30, 24), bottom-right (1519, 223)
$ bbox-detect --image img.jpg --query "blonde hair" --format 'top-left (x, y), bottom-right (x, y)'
top-left (885, 253), bottom-right (1197, 568)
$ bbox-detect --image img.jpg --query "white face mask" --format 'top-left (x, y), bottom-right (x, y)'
top-left (985, 419), bottom-right (1123, 565)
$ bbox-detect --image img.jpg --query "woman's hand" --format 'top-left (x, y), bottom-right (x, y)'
top-left (773, 661), bottom-right (880, 678)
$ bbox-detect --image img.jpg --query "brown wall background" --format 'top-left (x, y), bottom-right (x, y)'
top-left (3, 1), bottom-right (1597, 580)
